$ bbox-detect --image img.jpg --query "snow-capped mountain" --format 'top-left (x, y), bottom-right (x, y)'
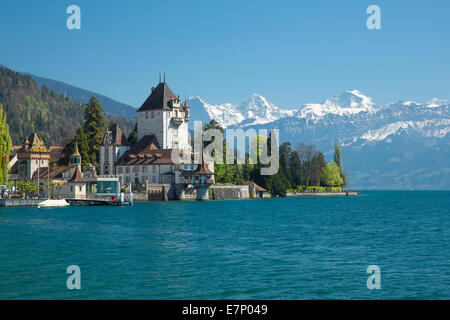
top-left (187, 94), bottom-right (295, 128)
top-left (187, 90), bottom-right (449, 189)
top-left (294, 90), bottom-right (377, 121)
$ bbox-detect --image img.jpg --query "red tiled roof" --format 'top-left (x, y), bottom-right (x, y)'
top-left (244, 181), bottom-right (266, 192)
top-left (193, 149), bottom-right (214, 175)
top-left (49, 146), bottom-right (64, 164)
top-left (68, 167), bottom-right (84, 183)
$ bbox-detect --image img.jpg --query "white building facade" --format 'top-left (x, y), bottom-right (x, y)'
top-left (99, 125), bottom-right (130, 175)
top-left (136, 82), bottom-right (190, 149)
top-left (100, 79), bottom-right (214, 199)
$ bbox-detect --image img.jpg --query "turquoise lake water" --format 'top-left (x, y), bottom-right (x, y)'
top-left (0, 191), bottom-right (449, 299)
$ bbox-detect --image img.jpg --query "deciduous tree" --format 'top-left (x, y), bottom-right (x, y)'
top-left (0, 104), bottom-right (12, 183)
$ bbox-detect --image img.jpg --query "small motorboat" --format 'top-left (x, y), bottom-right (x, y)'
top-left (38, 199), bottom-right (70, 208)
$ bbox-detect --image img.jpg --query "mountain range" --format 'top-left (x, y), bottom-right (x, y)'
top-left (2, 64), bottom-right (448, 189)
top-left (187, 91), bottom-right (450, 190)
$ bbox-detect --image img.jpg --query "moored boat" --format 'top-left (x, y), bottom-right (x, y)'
top-left (38, 199), bottom-right (70, 208)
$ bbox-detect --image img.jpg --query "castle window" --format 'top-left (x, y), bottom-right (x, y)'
top-left (152, 166), bottom-right (156, 173)
top-left (118, 167), bottom-right (123, 174)
top-left (125, 167), bottom-right (130, 174)
top-left (145, 111), bottom-right (149, 119)
top-left (151, 111), bottom-right (154, 119)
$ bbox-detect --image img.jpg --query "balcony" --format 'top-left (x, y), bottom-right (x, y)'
top-left (171, 117), bottom-right (183, 127)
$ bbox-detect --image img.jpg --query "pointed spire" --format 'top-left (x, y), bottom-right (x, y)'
top-left (73, 141), bottom-right (80, 157)
top-left (194, 147), bottom-right (214, 175)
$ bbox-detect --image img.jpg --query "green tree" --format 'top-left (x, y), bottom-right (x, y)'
top-left (17, 181), bottom-right (38, 198)
top-left (289, 150), bottom-right (302, 187)
top-left (279, 142), bottom-right (292, 187)
top-left (203, 119), bottom-right (224, 132)
top-left (60, 128), bottom-right (90, 166)
top-left (333, 142), bottom-right (347, 186)
top-left (310, 152), bottom-right (326, 186)
top-left (128, 123), bottom-right (138, 145)
top-left (83, 97), bottom-right (107, 167)
top-left (249, 134), bottom-right (268, 164)
top-left (321, 162), bottom-right (344, 187)
top-left (76, 128), bottom-right (89, 165)
top-left (0, 104), bottom-right (12, 183)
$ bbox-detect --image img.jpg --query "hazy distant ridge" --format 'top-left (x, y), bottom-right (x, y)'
top-left (26, 73), bottom-right (137, 118)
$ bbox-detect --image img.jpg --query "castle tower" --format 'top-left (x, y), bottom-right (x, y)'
top-left (136, 80), bottom-right (190, 149)
top-left (70, 142), bottom-right (81, 168)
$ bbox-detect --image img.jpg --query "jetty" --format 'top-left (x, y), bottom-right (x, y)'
top-left (1, 199), bottom-right (41, 207)
top-left (286, 190), bottom-right (360, 197)
top-left (66, 197), bottom-right (131, 206)
top-left (1, 195), bottom-right (132, 207)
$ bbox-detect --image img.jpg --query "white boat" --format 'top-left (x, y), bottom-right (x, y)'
top-left (38, 199), bottom-right (70, 208)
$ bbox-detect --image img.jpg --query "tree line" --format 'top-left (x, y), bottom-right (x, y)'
top-left (61, 97), bottom-right (138, 169)
top-left (202, 120), bottom-right (347, 196)
top-left (60, 97), bottom-right (106, 168)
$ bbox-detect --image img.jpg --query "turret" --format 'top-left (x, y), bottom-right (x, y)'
top-left (70, 141), bottom-right (81, 168)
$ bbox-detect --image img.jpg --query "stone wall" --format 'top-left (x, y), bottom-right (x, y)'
top-left (144, 184), bottom-right (174, 201)
top-left (211, 185), bottom-right (251, 200)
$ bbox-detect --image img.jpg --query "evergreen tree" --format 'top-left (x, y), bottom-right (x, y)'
top-left (76, 128), bottom-right (89, 165)
top-left (279, 142), bottom-right (292, 188)
top-left (83, 97), bottom-right (107, 167)
top-left (60, 128), bottom-right (90, 166)
top-left (203, 119), bottom-right (224, 132)
top-left (128, 123), bottom-right (138, 145)
top-left (289, 150), bottom-right (302, 187)
top-left (0, 104), bottom-right (12, 183)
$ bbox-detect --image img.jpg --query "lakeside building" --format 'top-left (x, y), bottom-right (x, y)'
top-left (99, 80), bottom-right (215, 200)
top-left (8, 80), bottom-right (215, 201)
top-left (99, 124), bottom-right (130, 175)
top-left (8, 133), bottom-right (50, 181)
top-left (8, 136), bottom-right (120, 200)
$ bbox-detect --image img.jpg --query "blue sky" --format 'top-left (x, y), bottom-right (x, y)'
top-left (0, 0), bottom-right (449, 109)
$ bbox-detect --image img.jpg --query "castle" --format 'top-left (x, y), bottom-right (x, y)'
top-left (8, 80), bottom-right (215, 201)
top-left (99, 80), bottom-right (215, 200)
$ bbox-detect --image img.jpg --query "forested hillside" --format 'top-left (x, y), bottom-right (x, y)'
top-left (28, 72), bottom-right (137, 118)
top-left (0, 66), bottom-right (134, 146)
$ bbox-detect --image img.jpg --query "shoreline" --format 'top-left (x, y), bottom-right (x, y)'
top-left (286, 191), bottom-right (360, 197)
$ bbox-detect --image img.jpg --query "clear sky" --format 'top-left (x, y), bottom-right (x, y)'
top-left (0, 0), bottom-right (449, 109)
